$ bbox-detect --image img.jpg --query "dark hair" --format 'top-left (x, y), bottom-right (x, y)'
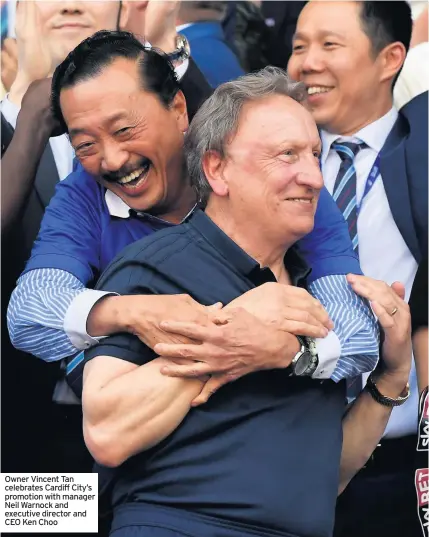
top-left (358, 1), bottom-right (412, 86)
top-left (51, 30), bottom-right (180, 132)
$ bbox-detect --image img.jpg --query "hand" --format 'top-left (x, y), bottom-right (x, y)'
top-left (144, 0), bottom-right (181, 53)
top-left (155, 306), bottom-right (301, 406)
top-left (9, 0), bottom-right (54, 105)
top-left (87, 294), bottom-right (222, 348)
top-left (19, 78), bottom-right (64, 137)
top-left (347, 274), bottom-right (412, 380)
top-left (227, 282), bottom-right (333, 338)
top-left (1, 38), bottom-right (18, 92)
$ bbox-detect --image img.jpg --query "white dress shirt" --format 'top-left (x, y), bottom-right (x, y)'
top-left (321, 107), bottom-right (419, 438)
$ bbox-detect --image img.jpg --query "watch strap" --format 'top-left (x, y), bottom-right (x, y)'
top-left (364, 373), bottom-right (410, 407)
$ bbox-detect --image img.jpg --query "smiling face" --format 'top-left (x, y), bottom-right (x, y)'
top-left (60, 57), bottom-right (190, 217)
top-left (206, 94), bottom-right (323, 247)
top-left (287, 1), bottom-right (395, 135)
top-left (31, 1), bottom-right (128, 68)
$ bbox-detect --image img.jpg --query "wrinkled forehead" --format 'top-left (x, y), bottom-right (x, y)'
top-left (230, 95), bottom-right (320, 151)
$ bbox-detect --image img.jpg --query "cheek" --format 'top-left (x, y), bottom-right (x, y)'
top-left (287, 56), bottom-right (300, 79)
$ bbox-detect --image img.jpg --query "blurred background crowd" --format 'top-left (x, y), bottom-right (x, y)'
top-left (0, 2), bottom-right (428, 537)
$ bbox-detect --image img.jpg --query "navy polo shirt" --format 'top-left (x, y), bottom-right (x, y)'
top-left (85, 210), bottom-right (345, 537)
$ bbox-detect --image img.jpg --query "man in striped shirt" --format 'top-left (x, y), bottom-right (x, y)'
top-left (7, 32), bottom-right (380, 399)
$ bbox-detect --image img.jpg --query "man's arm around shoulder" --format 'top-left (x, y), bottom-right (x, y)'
top-left (83, 354), bottom-right (204, 467)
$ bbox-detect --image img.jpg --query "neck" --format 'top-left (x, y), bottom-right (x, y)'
top-left (205, 202), bottom-right (290, 280)
top-left (325, 95), bottom-right (393, 137)
top-left (156, 183), bottom-right (196, 224)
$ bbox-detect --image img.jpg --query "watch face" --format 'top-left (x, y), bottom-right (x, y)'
top-left (295, 351), bottom-right (312, 376)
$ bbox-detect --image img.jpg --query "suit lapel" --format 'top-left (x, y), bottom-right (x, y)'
top-left (380, 115), bottom-right (421, 262)
top-left (34, 141), bottom-right (60, 209)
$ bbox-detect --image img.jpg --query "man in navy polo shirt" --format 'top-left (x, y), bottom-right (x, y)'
top-left (81, 67), bottom-right (413, 537)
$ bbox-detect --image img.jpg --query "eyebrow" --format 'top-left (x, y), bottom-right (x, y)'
top-left (293, 30), bottom-right (346, 41)
top-left (68, 111), bottom-right (130, 139)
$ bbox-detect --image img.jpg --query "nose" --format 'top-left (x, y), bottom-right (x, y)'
top-left (100, 142), bottom-right (129, 175)
top-left (60, 1), bottom-right (84, 14)
top-left (299, 45), bottom-right (325, 75)
top-left (296, 156), bottom-right (324, 190)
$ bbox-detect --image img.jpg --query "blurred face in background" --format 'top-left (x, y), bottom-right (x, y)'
top-left (21, 1), bottom-right (129, 68)
top-left (288, 1), bottom-right (400, 135)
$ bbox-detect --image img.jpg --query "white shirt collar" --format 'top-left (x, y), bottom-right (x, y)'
top-left (105, 189), bottom-right (133, 218)
top-left (320, 107), bottom-right (399, 166)
top-left (104, 189), bottom-right (197, 224)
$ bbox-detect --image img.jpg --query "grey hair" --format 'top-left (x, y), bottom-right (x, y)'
top-left (185, 66), bottom-right (307, 207)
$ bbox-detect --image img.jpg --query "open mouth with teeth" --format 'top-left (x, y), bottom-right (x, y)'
top-left (114, 158), bottom-right (152, 191)
top-left (306, 86), bottom-right (334, 97)
top-left (286, 198), bottom-right (314, 205)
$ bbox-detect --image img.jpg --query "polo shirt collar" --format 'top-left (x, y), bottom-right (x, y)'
top-left (104, 189), bottom-right (197, 224)
top-left (188, 209), bottom-right (310, 285)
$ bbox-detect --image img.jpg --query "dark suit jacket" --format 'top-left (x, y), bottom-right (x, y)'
top-left (380, 91), bottom-right (428, 263)
top-left (0, 58), bottom-right (212, 472)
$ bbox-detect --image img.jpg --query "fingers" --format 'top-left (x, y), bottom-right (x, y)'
top-left (391, 281), bottom-right (406, 301)
top-left (282, 319), bottom-right (328, 338)
top-left (159, 321), bottom-right (216, 342)
top-left (192, 375), bottom-right (232, 406)
top-left (347, 274), bottom-right (403, 314)
top-left (371, 300), bottom-right (396, 330)
top-left (207, 302), bottom-right (223, 313)
top-left (156, 339), bottom-right (218, 361)
top-left (160, 360), bottom-right (215, 378)
top-left (2, 38), bottom-right (18, 58)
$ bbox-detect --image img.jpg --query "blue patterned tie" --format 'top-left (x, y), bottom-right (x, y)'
top-left (332, 141), bottom-right (365, 255)
top-left (332, 141), bottom-right (365, 399)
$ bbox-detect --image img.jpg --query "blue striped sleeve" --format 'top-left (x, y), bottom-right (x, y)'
top-left (309, 274), bottom-right (380, 381)
top-left (7, 268), bottom-right (86, 362)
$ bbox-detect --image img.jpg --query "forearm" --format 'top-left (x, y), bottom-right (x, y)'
top-left (413, 327), bottom-right (428, 394)
top-left (339, 368), bottom-right (409, 494)
top-left (1, 107), bottom-right (52, 232)
top-left (83, 357), bottom-right (203, 467)
top-left (8, 269), bottom-right (87, 361)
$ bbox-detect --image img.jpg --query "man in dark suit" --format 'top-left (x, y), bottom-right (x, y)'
top-left (288, 2), bottom-right (427, 536)
top-left (1, 0), bottom-right (212, 477)
top-left (177, 1), bottom-right (244, 87)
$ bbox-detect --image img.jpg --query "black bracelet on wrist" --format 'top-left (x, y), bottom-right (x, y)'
top-left (364, 373), bottom-right (410, 407)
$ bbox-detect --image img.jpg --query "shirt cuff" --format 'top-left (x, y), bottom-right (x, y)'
top-left (174, 57), bottom-right (189, 81)
top-left (143, 39), bottom-right (188, 81)
top-left (63, 289), bottom-right (118, 350)
top-left (312, 331), bottom-right (341, 379)
top-left (1, 94), bottom-right (20, 128)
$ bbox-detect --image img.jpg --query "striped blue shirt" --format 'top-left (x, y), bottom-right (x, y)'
top-left (8, 269), bottom-right (379, 381)
top-left (7, 164), bottom-right (379, 381)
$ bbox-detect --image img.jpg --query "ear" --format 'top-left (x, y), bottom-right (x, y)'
top-left (171, 90), bottom-right (189, 133)
top-left (118, 1), bottom-right (131, 30)
top-left (202, 150), bottom-right (229, 198)
top-left (378, 42), bottom-right (407, 84)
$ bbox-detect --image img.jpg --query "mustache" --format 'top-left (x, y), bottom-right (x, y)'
top-left (101, 157), bottom-right (151, 183)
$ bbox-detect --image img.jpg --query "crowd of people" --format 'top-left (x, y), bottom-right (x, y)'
top-left (1, 2), bottom-right (428, 537)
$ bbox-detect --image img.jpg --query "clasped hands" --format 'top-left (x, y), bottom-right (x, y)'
top-left (138, 282), bottom-right (333, 406)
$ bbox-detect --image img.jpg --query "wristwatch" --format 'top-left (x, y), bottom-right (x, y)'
top-left (364, 373), bottom-right (410, 407)
top-left (289, 336), bottom-right (319, 377)
top-left (167, 34), bottom-right (191, 63)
